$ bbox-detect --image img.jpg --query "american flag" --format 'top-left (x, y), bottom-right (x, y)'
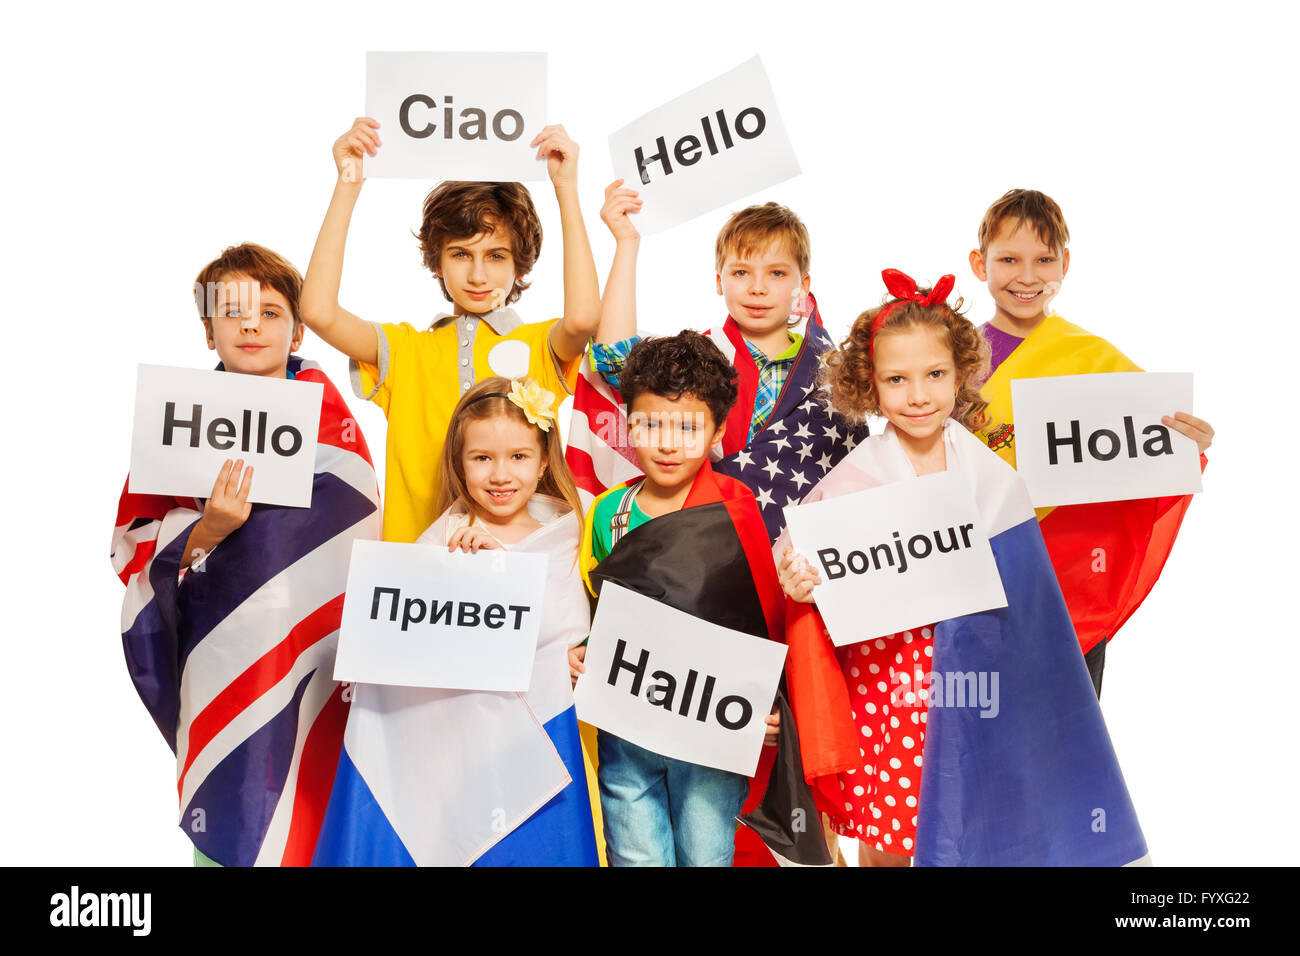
top-left (565, 297), bottom-right (869, 544)
top-left (111, 357), bottom-right (381, 866)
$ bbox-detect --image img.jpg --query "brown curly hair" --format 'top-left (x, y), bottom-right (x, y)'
top-left (822, 287), bottom-right (991, 433)
top-left (416, 182), bottom-right (542, 306)
top-left (619, 330), bottom-right (739, 427)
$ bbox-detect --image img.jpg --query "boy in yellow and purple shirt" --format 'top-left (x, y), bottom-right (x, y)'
top-left (969, 188), bottom-right (1216, 695)
top-left (300, 117), bottom-right (601, 542)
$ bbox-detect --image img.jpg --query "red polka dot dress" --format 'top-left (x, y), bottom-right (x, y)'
top-left (830, 626), bottom-right (935, 858)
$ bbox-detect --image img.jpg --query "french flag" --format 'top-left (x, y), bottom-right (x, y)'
top-left (785, 421), bottom-right (1149, 865)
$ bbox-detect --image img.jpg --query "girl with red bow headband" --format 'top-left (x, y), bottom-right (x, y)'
top-left (822, 268), bottom-right (990, 449)
top-left (785, 269), bottom-right (992, 865)
top-left (773, 270), bottom-right (1147, 868)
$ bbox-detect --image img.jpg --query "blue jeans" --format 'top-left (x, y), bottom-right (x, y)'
top-left (597, 731), bottom-right (749, 867)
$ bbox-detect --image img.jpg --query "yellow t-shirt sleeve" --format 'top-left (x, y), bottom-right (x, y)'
top-left (529, 318), bottom-right (581, 396)
top-left (350, 321), bottom-right (411, 414)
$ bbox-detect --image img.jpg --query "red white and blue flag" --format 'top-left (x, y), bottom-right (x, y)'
top-left (111, 358), bottom-right (381, 866)
top-left (565, 297), bottom-right (870, 544)
top-left (781, 421), bottom-right (1149, 865)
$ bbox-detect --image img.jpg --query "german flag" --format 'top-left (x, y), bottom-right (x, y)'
top-left (580, 461), bottom-right (852, 865)
top-left (979, 314), bottom-right (1206, 657)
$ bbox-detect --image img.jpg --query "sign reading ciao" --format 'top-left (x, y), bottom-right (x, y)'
top-left (572, 583), bottom-right (787, 777)
top-left (365, 51), bottom-right (548, 182)
top-left (782, 470), bottom-right (1008, 647)
top-left (129, 364), bottom-right (322, 508)
top-left (607, 56), bottom-right (800, 235)
top-left (1010, 372), bottom-right (1203, 508)
top-left (334, 540), bottom-right (547, 692)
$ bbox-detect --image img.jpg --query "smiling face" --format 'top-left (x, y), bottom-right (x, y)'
top-left (460, 414), bottom-right (547, 522)
top-left (970, 219), bottom-right (1070, 333)
top-left (872, 325), bottom-right (959, 446)
top-left (628, 392), bottom-right (724, 496)
top-left (438, 223), bottom-right (520, 315)
top-left (715, 239), bottom-right (811, 339)
top-left (204, 273), bottom-right (302, 378)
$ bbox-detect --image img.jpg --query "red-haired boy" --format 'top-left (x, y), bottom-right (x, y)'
top-left (112, 244), bottom-right (380, 865)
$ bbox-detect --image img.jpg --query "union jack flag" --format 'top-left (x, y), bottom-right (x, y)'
top-left (111, 357), bottom-right (381, 866)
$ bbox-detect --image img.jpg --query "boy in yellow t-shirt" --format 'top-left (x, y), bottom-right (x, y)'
top-left (300, 118), bottom-right (601, 542)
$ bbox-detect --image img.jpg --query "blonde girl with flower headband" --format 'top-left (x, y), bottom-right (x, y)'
top-left (429, 375), bottom-right (584, 551)
top-left (331, 376), bottom-right (599, 865)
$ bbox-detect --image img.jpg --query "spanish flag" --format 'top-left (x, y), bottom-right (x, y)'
top-left (978, 314), bottom-right (1205, 656)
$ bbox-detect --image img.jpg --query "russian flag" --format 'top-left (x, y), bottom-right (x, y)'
top-left (312, 500), bottom-right (599, 867)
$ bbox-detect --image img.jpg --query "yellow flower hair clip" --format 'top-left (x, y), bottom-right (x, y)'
top-left (507, 378), bottom-right (558, 432)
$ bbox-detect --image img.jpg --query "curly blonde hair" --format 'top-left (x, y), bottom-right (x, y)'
top-left (822, 289), bottom-right (991, 433)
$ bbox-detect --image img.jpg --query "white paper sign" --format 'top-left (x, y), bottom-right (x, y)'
top-left (129, 364), bottom-right (323, 508)
top-left (365, 51), bottom-right (547, 181)
top-left (334, 540), bottom-right (547, 691)
top-left (572, 583), bottom-right (787, 777)
top-left (1010, 372), bottom-right (1202, 508)
top-left (782, 471), bottom-right (1008, 646)
top-left (607, 56), bottom-right (800, 234)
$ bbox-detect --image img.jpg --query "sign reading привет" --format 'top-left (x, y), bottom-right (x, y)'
top-left (572, 583), bottom-right (787, 777)
top-left (1010, 372), bottom-right (1202, 508)
top-left (782, 470), bottom-right (1008, 646)
top-left (129, 364), bottom-right (323, 508)
top-left (365, 51), bottom-right (547, 181)
top-left (334, 540), bottom-right (546, 692)
top-left (608, 56), bottom-right (800, 234)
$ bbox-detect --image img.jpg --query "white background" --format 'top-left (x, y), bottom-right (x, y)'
top-left (4, 0), bottom-right (1296, 866)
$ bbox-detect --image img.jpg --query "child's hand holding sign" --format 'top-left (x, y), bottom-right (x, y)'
top-left (777, 545), bottom-right (821, 604)
top-left (181, 458), bottom-right (254, 570)
top-left (1162, 411), bottom-right (1215, 455)
top-left (334, 117), bottom-right (381, 184)
top-left (531, 124), bottom-right (579, 191)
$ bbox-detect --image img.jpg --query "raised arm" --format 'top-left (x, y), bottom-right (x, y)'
top-left (299, 118), bottom-right (383, 364)
top-left (596, 179), bottom-right (642, 344)
top-left (531, 125), bottom-right (601, 363)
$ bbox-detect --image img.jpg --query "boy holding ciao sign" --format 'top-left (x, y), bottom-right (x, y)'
top-left (111, 244), bottom-right (381, 866)
top-left (969, 189), bottom-right (1216, 694)
top-left (300, 113), bottom-right (601, 544)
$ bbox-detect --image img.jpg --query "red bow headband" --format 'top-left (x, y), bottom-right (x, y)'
top-left (869, 268), bottom-right (957, 357)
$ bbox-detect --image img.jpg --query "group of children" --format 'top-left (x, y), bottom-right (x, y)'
top-left (111, 115), bottom-right (1214, 867)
